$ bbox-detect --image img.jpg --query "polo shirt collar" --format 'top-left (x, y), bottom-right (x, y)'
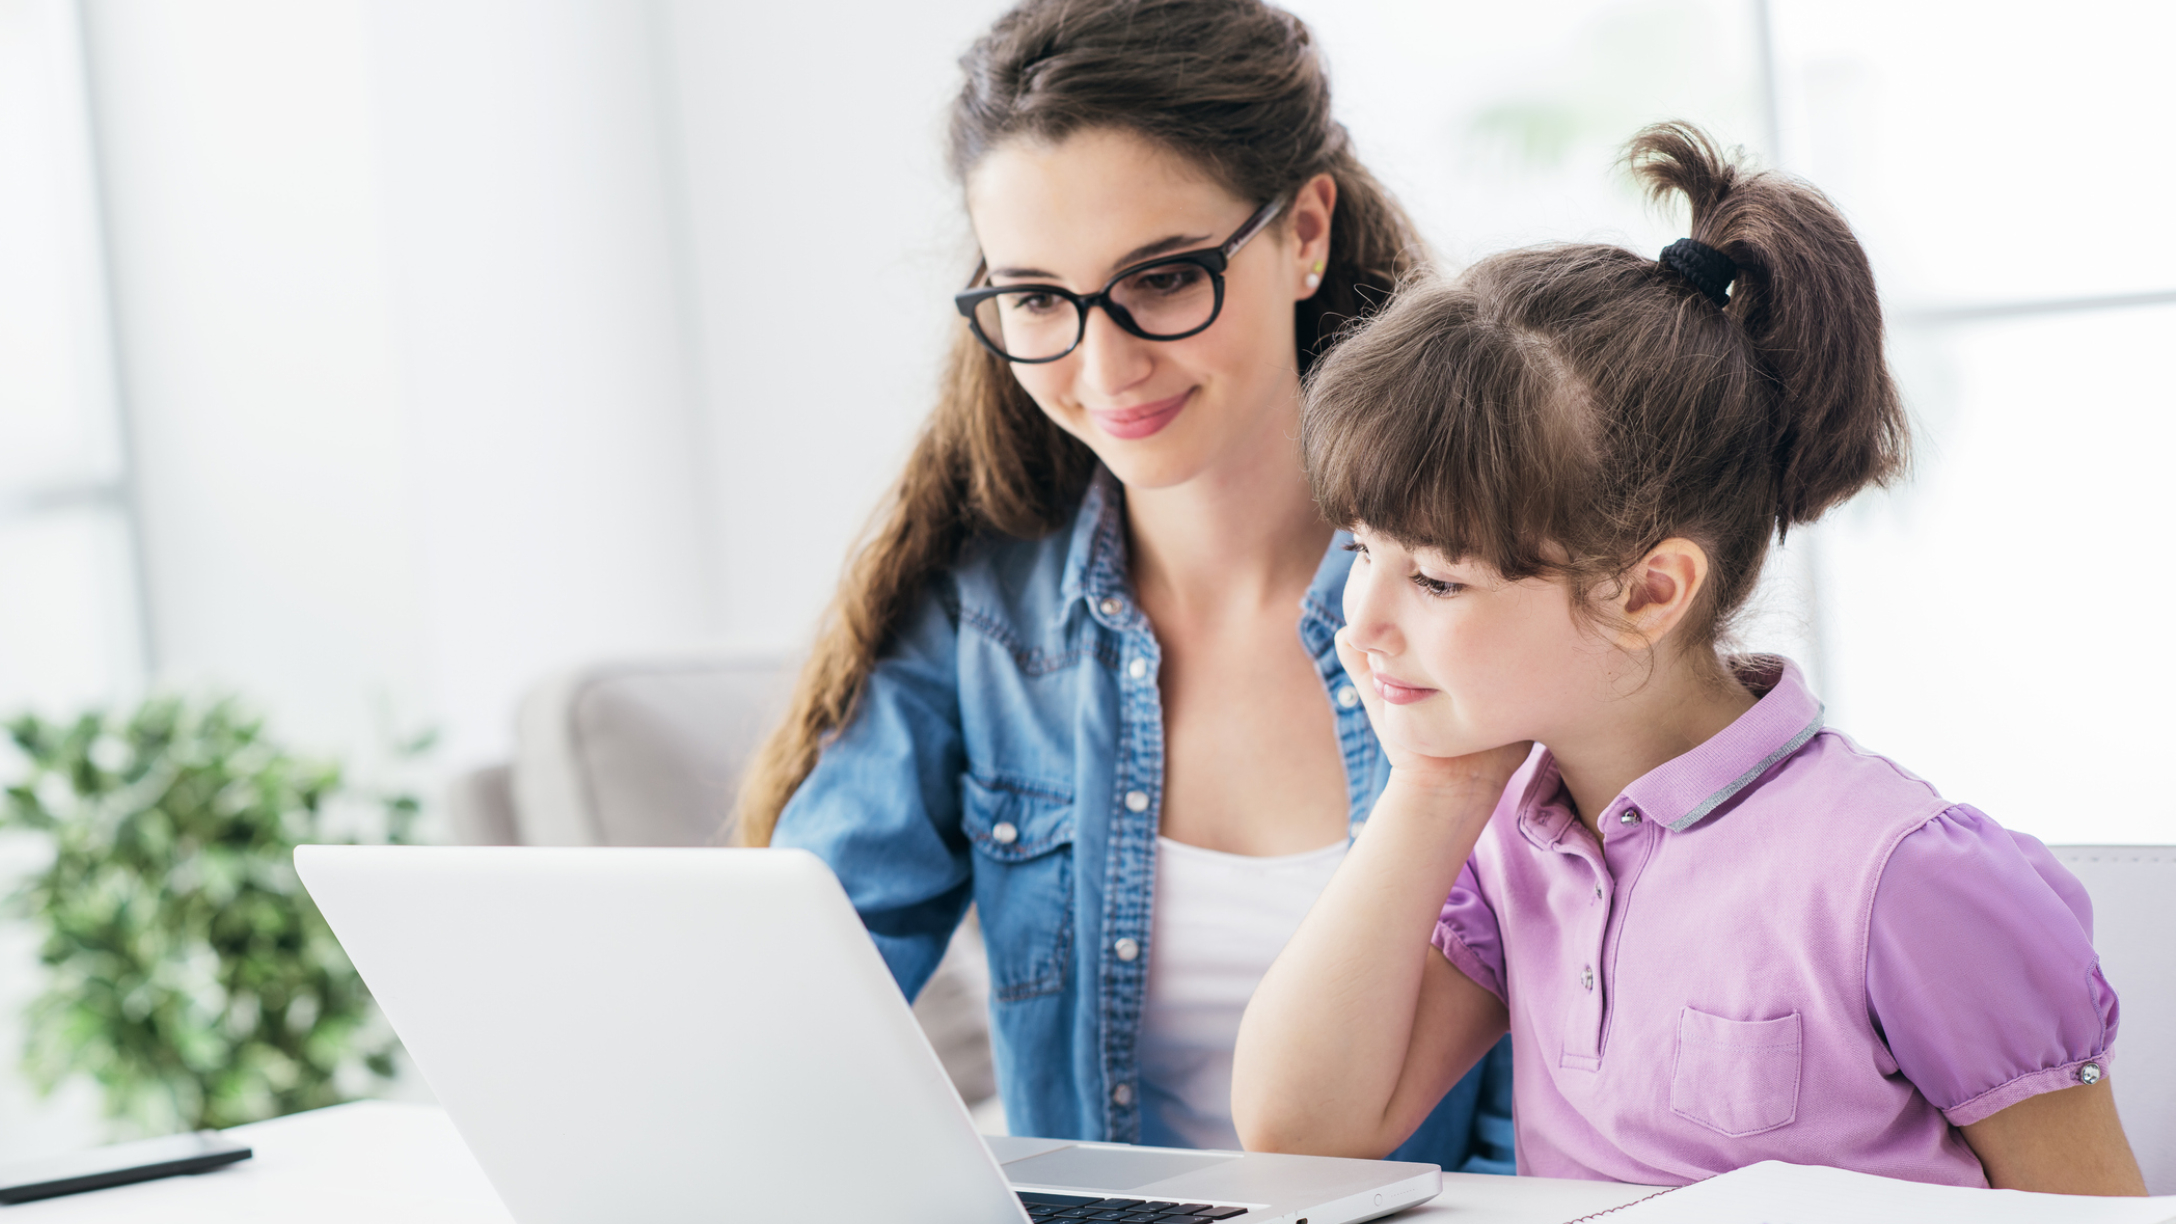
top-left (1624, 655), bottom-right (1825, 831)
top-left (1518, 655), bottom-right (1825, 844)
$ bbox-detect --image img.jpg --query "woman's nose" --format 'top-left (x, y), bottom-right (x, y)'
top-left (1074, 306), bottom-right (1154, 398)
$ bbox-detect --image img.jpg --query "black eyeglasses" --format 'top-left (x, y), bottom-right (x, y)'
top-left (954, 198), bottom-right (1285, 364)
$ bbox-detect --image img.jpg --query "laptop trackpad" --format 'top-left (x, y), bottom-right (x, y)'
top-left (1002, 1145), bottom-right (1238, 1192)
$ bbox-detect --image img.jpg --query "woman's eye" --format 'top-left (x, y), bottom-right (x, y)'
top-left (1128, 266), bottom-right (1205, 296)
top-left (1008, 292), bottom-right (1061, 315)
top-left (1341, 540), bottom-right (1368, 556)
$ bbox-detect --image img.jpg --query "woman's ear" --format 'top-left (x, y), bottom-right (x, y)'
top-left (1290, 172), bottom-right (1337, 299)
top-left (1609, 538), bottom-right (1709, 651)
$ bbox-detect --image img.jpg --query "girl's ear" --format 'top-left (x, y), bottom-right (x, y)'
top-left (1609, 538), bottom-right (1710, 651)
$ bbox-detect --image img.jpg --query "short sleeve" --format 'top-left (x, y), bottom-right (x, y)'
top-left (1432, 857), bottom-right (1507, 1003)
top-left (1866, 805), bottom-right (2118, 1127)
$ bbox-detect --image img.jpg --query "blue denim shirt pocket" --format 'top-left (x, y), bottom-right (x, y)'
top-left (961, 772), bottom-right (1076, 1003)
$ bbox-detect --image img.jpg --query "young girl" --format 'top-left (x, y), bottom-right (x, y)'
top-left (1230, 123), bottom-right (2148, 1195)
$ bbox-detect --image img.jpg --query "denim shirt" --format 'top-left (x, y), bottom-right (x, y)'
top-left (774, 469), bottom-right (1514, 1171)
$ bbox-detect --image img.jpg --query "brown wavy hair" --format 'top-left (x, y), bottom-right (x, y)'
top-left (1303, 122), bottom-right (1908, 655)
top-left (732, 0), bottom-right (1425, 845)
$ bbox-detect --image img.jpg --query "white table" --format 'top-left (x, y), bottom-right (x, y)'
top-left (5, 1102), bottom-right (1657, 1223)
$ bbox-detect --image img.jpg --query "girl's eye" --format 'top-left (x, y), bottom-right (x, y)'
top-left (1341, 540), bottom-right (1368, 556)
top-left (1411, 573), bottom-right (1463, 598)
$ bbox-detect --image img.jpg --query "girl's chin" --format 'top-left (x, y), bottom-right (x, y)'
top-left (1381, 712), bottom-right (1499, 761)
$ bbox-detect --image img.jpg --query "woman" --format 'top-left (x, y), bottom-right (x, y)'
top-left (739, 0), bottom-right (1514, 1168)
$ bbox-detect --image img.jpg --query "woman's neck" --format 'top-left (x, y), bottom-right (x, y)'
top-left (1123, 412), bottom-right (1332, 625)
top-left (1551, 653), bottom-right (1760, 841)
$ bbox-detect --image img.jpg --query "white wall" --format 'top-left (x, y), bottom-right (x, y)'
top-left (80, 0), bottom-right (718, 772)
top-left (660, 0), bottom-right (1012, 647)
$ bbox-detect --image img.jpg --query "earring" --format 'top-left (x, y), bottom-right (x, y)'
top-left (1303, 259), bottom-right (1324, 291)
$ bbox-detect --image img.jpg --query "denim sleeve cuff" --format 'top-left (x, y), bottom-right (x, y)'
top-left (1941, 1053), bottom-right (2113, 1128)
top-left (1432, 920), bottom-right (1506, 1004)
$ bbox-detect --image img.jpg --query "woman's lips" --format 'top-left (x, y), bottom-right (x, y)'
top-left (1371, 672), bottom-right (1438, 705)
top-left (1088, 389), bottom-right (1191, 440)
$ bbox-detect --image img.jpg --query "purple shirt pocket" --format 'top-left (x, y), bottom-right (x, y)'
top-left (1668, 1008), bottom-right (1803, 1137)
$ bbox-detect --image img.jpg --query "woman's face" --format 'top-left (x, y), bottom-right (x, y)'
top-left (965, 128), bottom-right (1331, 491)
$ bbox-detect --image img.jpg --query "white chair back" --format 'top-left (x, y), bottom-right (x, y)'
top-left (2051, 845), bottom-right (2176, 1192)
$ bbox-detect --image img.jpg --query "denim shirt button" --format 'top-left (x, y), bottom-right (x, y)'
top-left (1111, 1083), bottom-right (1134, 1106)
top-left (1099, 596), bottom-right (1124, 617)
top-left (991, 821), bottom-right (1018, 845)
top-left (1336, 684), bottom-right (1360, 708)
top-left (1113, 937), bottom-right (1140, 962)
top-left (1127, 658), bottom-right (1148, 680)
top-left (1124, 790), bottom-right (1151, 812)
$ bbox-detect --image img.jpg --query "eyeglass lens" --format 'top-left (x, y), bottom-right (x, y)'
top-left (973, 261), bottom-right (1219, 361)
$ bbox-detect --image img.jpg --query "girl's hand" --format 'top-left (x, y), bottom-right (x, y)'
top-left (1335, 627), bottom-right (1532, 802)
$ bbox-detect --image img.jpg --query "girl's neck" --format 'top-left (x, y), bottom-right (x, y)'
top-left (1123, 409), bottom-right (1331, 624)
top-left (1552, 652), bottom-right (1760, 841)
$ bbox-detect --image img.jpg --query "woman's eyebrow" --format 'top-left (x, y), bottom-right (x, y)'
top-left (988, 232), bottom-right (1215, 283)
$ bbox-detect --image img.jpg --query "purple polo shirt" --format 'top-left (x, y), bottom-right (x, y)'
top-left (1431, 657), bottom-right (2117, 1186)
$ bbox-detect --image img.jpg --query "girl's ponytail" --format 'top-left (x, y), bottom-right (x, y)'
top-left (1303, 121), bottom-right (1910, 656)
top-left (1630, 122), bottom-right (1908, 532)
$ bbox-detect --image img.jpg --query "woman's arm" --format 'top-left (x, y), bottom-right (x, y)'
top-left (771, 589), bottom-right (973, 999)
top-left (1961, 1079), bottom-right (2148, 1195)
top-left (1231, 632), bottom-right (1526, 1158)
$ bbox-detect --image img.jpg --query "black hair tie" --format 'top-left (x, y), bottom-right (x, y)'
top-left (1660, 238), bottom-right (1736, 308)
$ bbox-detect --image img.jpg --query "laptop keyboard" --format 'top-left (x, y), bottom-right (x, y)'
top-left (1018, 1190), bottom-right (1250, 1221)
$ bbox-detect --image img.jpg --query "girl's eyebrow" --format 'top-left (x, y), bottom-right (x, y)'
top-left (989, 232), bottom-right (1214, 282)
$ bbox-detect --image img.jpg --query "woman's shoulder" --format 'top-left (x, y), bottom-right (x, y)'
top-left (943, 479), bottom-right (1116, 646)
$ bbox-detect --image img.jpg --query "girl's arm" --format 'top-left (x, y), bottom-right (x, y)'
top-left (1231, 633), bottom-right (1527, 1158)
top-left (1962, 1079), bottom-right (2148, 1195)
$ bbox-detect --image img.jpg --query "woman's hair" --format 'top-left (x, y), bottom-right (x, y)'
top-left (1303, 121), bottom-right (1908, 656)
top-left (732, 0), bottom-right (1425, 845)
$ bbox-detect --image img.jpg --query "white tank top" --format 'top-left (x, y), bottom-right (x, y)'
top-left (1137, 834), bottom-right (1350, 1150)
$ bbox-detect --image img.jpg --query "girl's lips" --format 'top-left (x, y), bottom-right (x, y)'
top-left (1371, 673), bottom-right (1438, 705)
top-left (1088, 389), bottom-right (1191, 440)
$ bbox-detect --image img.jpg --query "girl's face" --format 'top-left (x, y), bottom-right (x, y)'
top-left (964, 128), bottom-right (1329, 491)
top-left (1340, 528), bottom-right (1620, 760)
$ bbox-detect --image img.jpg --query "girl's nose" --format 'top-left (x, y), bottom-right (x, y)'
top-left (1074, 306), bottom-right (1154, 399)
top-left (1341, 551), bottom-right (1402, 657)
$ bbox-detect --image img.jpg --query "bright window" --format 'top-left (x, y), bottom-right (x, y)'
top-left (0, 0), bottom-right (142, 722)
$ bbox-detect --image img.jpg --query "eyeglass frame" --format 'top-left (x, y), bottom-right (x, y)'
top-left (953, 196), bottom-right (1287, 364)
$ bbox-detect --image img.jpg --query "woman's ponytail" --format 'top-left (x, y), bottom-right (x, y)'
top-left (1630, 122), bottom-right (1908, 532)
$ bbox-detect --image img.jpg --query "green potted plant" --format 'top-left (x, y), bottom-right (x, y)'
top-left (1, 695), bottom-right (426, 1135)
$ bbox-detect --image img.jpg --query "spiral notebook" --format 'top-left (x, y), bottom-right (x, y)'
top-left (1568, 1161), bottom-right (2176, 1224)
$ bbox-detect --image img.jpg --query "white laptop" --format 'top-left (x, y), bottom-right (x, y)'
top-left (294, 845), bottom-right (1440, 1224)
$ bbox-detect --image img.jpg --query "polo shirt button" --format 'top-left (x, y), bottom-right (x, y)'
top-left (1128, 658), bottom-right (1148, 679)
top-left (1336, 685), bottom-right (1360, 708)
top-left (1099, 596), bottom-right (1124, 617)
top-left (1112, 1083), bottom-right (1134, 1106)
top-left (1125, 790), bottom-right (1151, 812)
top-left (1619, 809), bottom-right (1641, 826)
top-left (991, 821), bottom-right (1018, 845)
top-left (1581, 965), bottom-right (1595, 991)
top-left (2079, 1061), bottom-right (2104, 1085)
top-left (1114, 937), bottom-right (1140, 962)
